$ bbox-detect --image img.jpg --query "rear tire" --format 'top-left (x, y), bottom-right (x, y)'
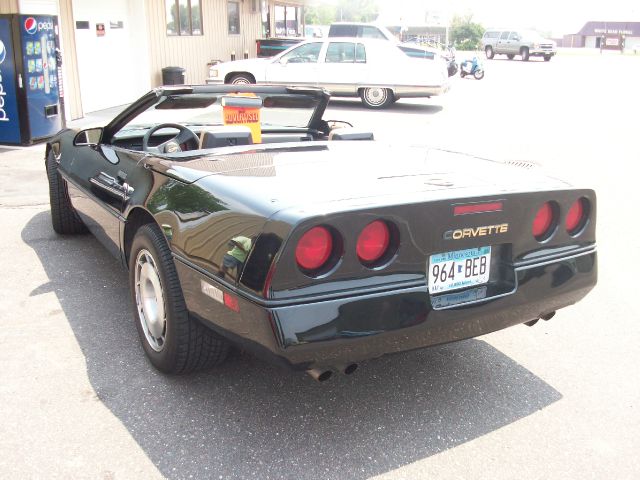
top-left (507, 54), bottom-right (515, 60)
top-left (129, 224), bottom-right (229, 374)
top-left (544, 55), bottom-right (551, 61)
top-left (228, 73), bottom-right (255, 85)
top-left (520, 47), bottom-right (530, 61)
top-left (485, 46), bottom-right (494, 59)
top-left (360, 87), bottom-right (394, 109)
top-left (46, 154), bottom-right (87, 234)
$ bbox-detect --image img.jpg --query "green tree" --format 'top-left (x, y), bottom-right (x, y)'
top-left (304, 4), bottom-right (336, 25)
top-left (305, 0), bottom-right (379, 24)
top-left (335, 0), bottom-right (379, 22)
top-left (450, 14), bottom-right (484, 50)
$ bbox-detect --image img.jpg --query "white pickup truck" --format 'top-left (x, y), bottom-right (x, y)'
top-left (482, 29), bottom-right (557, 61)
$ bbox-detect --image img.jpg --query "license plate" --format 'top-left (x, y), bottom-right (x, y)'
top-left (428, 246), bottom-right (491, 294)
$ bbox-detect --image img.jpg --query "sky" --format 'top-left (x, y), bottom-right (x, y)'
top-left (372, 0), bottom-right (639, 36)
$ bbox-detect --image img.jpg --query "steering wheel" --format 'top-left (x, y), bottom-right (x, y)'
top-left (142, 123), bottom-right (199, 153)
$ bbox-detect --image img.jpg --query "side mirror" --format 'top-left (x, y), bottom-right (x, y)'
top-left (73, 127), bottom-right (103, 146)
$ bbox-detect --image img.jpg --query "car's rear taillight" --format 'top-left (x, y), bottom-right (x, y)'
top-left (566, 198), bottom-right (589, 235)
top-left (357, 220), bottom-right (390, 264)
top-left (295, 226), bottom-right (333, 272)
top-left (532, 202), bottom-right (556, 241)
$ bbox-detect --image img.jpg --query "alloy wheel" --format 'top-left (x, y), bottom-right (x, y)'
top-left (134, 249), bottom-right (167, 352)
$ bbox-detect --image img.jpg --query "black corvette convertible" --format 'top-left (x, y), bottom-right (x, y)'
top-left (46, 85), bottom-right (597, 380)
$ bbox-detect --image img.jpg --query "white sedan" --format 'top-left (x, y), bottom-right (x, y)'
top-left (207, 38), bottom-right (450, 109)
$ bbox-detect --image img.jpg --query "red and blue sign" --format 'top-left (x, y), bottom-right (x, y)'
top-left (24, 17), bottom-right (37, 35)
top-left (0, 39), bottom-right (6, 64)
top-left (0, 17), bottom-right (22, 143)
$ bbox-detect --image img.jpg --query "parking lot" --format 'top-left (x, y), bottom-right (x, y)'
top-left (1, 51), bottom-right (639, 479)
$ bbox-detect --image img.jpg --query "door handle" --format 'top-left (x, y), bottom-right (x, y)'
top-left (90, 172), bottom-right (133, 201)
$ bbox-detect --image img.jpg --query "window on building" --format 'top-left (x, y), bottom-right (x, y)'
top-left (228, 1), bottom-right (240, 34)
top-left (260, 0), bottom-right (270, 37)
top-left (274, 4), bottom-right (303, 37)
top-left (166, 0), bottom-right (202, 36)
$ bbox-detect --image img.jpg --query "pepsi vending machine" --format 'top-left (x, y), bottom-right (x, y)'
top-left (0, 14), bottom-right (64, 145)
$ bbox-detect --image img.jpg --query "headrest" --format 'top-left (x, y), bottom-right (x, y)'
top-left (199, 126), bottom-right (253, 149)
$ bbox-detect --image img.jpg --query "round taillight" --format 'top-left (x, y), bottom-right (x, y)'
top-left (532, 202), bottom-right (555, 240)
top-left (296, 226), bottom-right (333, 271)
top-left (357, 220), bottom-right (390, 264)
top-left (566, 198), bottom-right (587, 234)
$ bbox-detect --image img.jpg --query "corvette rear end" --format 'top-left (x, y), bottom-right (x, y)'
top-left (167, 144), bottom-right (597, 378)
top-left (49, 85), bottom-right (596, 379)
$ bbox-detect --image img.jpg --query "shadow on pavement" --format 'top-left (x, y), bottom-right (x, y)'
top-left (327, 99), bottom-right (444, 115)
top-left (23, 211), bottom-right (561, 480)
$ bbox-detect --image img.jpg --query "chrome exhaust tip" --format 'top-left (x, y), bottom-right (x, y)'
top-left (306, 368), bottom-right (333, 382)
top-left (343, 363), bottom-right (358, 375)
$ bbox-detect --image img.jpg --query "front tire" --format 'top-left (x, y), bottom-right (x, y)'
top-left (544, 55), bottom-right (551, 61)
top-left (46, 154), bottom-right (87, 234)
top-left (360, 87), bottom-right (394, 109)
top-left (485, 46), bottom-right (494, 59)
top-left (129, 224), bottom-right (229, 374)
top-left (507, 54), bottom-right (515, 60)
top-left (228, 73), bottom-right (255, 85)
top-left (520, 47), bottom-right (530, 61)
top-left (473, 69), bottom-right (485, 80)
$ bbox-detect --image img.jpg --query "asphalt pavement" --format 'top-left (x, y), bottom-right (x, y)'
top-left (1, 51), bottom-right (639, 479)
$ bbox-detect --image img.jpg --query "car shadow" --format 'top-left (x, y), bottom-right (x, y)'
top-left (23, 211), bottom-right (562, 480)
top-left (327, 98), bottom-right (444, 115)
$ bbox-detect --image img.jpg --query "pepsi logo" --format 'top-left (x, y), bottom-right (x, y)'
top-left (0, 40), bottom-right (6, 64)
top-left (24, 17), bottom-right (37, 35)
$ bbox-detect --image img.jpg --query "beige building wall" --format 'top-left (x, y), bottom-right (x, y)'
top-left (0, 0), bottom-right (19, 13)
top-left (145, 0), bottom-right (306, 87)
top-left (145, 0), bottom-right (264, 86)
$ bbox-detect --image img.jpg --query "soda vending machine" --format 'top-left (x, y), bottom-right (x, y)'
top-left (0, 14), bottom-right (64, 145)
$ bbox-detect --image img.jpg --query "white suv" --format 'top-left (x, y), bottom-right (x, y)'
top-left (482, 30), bottom-right (557, 61)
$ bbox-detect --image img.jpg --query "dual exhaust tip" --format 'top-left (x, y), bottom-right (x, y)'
top-left (525, 311), bottom-right (556, 327)
top-left (308, 310), bottom-right (559, 381)
top-left (307, 363), bottom-right (358, 382)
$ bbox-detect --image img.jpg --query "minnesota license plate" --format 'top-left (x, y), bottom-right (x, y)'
top-left (428, 246), bottom-right (491, 294)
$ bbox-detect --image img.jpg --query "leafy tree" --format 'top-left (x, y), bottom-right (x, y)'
top-left (304, 4), bottom-right (336, 25)
top-left (335, 0), bottom-right (379, 22)
top-left (450, 14), bottom-right (484, 50)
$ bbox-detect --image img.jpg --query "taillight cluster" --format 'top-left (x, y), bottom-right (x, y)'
top-left (532, 197), bottom-right (591, 242)
top-left (295, 220), bottom-right (397, 276)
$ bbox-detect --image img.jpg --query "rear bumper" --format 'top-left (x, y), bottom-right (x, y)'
top-left (176, 249), bottom-right (596, 370)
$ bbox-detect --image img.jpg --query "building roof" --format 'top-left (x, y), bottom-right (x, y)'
top-left (576, 21), bottom-right (640, 36)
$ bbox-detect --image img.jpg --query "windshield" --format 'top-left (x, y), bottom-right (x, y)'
top-left (114, 91), bottom-right (321, 137)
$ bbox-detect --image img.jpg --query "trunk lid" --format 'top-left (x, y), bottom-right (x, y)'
top-left (166, 142), bottom-right (569, 219)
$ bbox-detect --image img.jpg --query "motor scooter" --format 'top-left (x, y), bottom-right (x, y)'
top-left (459, 57), bottom-right (484, 79)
